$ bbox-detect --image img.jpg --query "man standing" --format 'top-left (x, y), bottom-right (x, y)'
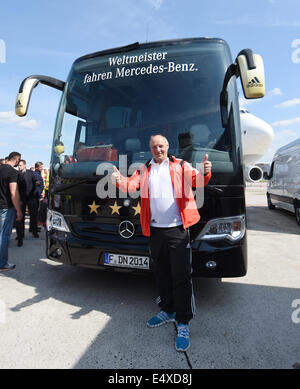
top-left (32, 161), bottom-right (44, 238)
top-left (111, 134), bottom-right (212, 352)
top-left (16, 160), bottom-right (38, 246)
top-left (0, 152), bottom-right (22, 272)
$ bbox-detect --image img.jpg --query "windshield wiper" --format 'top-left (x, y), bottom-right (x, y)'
top-left (51, 179), bottom-right (89, 193)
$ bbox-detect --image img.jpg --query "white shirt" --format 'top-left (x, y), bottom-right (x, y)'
top-left (148, 158), bottom-right (182, 227)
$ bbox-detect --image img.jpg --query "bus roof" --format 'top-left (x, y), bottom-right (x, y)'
top-left (73, 37), bottom-right (228, 64)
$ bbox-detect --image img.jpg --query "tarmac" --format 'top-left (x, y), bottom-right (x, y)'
top-left (0, 183), bottom-right (299, 369)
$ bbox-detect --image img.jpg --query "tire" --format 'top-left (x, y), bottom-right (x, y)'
top-left (267, 193), bottom-right (275, 210)
top-left (295, 202), bottom-right (300, 226)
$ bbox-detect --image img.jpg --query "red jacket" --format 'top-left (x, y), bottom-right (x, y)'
top-left (116, 156), bottom-right (212, 237)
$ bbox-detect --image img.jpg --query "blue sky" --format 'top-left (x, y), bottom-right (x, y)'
top-left (1, 0), bottom-right (300, 167)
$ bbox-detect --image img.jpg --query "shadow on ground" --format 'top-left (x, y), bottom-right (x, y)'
top-left (2, 207), bottom-right (299, 369)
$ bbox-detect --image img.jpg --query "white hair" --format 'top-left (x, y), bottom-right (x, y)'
top-left (149, 134), bottom-right (169, 146)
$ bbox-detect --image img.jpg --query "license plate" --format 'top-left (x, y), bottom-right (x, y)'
top-left (104, 253), bottom-right (150, 270)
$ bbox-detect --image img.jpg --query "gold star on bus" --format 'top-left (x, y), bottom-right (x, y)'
top-left (132, 202), bottom-right (141, 215)
top-left (109, 201), bottom-right (122, 215)
top-left (88, 201), bottom-right (100, 214)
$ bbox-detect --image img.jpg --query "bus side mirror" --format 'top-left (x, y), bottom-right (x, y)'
top-left (236, 49), bottom-right (265, 99)
top-left (15, 77), bottom-right (40, 117)
top-left (15, 75), bottom-right (65, 117)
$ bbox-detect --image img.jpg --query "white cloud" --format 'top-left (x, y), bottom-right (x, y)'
top-left (17, 48), bottom-right (76, 59)
top-left (274, 129), bottom-right (298, 141)
top-left (272, 116), bottom-right (300, 127)
top-left (291, 39), bottom-right (300, 64)
top-left (274, 98), bottom-right (300, 108)
top-left (0, 39), bottom-right (6, 64)
top-left (0, 141), bottom-right (9, 147)
top-left (239, 97), bottom-right (250, 107)
top-left (268, 88), bottom-right (282, 96)
top-left (19, 119), bottom-right (39, 129)
top-left (0, 111), bottom-right (39, 130)
top-left (28, 144), bottom-right (51, 150)
top-left (259, 129), bottom-right (298, 163)
top-left (147, 0), bottom-right (164, 10)
top-left (239, 96), bottom-right (261, 108)
top-left (212, 18), bottom-right (300, 27)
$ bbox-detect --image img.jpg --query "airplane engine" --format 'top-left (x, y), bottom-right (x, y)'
top-left (244, 165), bottom-right (263, 183)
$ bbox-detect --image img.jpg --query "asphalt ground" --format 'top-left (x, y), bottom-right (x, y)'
top-left (0, 184), bottom-right (299, 369)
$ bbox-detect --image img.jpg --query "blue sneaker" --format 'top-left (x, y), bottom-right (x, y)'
top-left (147, 311), bottom-right (176, 328)
top-left (175, 323), bottom-right (190, 352)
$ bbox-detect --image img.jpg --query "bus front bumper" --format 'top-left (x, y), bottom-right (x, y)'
top-left (46, 230), bottom-right (247, 277)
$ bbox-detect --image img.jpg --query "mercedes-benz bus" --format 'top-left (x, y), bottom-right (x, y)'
top-left (16, 38), bottom-right (265, 277)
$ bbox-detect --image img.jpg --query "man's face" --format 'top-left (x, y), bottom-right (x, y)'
top-left (150, 135), bottom-right (169, 164)
top-left (14, 157), bottom-right (21, 168)
top-left (37, 164), bottom-right (43, 172)
top-left (18, 161), bottom-right (26, 171)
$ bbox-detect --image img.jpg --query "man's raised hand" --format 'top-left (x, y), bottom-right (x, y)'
top-left (111, 165), bottom-right (121, 183)
top-left (202, 154), bottom-right (212, 175)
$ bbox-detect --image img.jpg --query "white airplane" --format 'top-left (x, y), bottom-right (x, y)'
top-left (240, 108), bottom-right (274, 182)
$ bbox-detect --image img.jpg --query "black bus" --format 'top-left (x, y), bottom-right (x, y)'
top-left (16, 38), bottom-right (265, 277)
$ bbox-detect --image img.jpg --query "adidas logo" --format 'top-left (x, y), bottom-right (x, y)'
top-left (16, 100), bottom-right (23, 108)
top-left (247, 77), bottom-right (263, 88)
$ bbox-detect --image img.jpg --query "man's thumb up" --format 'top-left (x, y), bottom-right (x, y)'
top-left (202, 154), bottom-right (211, 175)
top-left (202, 154), bottom-right (208, 163)
top-left (111, 165), bottom-right (121, 182)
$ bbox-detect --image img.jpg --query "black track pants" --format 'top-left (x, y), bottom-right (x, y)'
top-left (150, 225), bottom-right (195, 324)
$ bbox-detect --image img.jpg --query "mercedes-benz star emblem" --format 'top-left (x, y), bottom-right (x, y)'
top-left (119, 220), bottom-right (135, 239)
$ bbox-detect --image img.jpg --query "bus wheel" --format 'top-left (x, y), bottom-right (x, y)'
top-left (295, 202), bottom-right (300, 226)
top-left (267, 193), bottom-right (275, 210)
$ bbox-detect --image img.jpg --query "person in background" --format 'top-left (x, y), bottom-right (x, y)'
top-left (38, 168), bottom-right (49, 228)
top-left (0, 159), bottom-right (5, 165)
top-left (0, 152), bottom-right (22, 272)
top-left (15, 160), bottom-right (38, 246)
top-left (41, 168), bottom-right (49, 198)
top-left (31, 161), bottom-right (44, 238)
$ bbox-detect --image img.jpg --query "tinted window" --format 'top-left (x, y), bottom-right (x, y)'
top-left (52, 41), bottom-right (238, 177)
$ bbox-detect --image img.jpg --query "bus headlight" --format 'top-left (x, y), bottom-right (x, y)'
top-left (196, 215), bottom-right (246, 242)
top-left (47, 209), bottom-right (70, 233)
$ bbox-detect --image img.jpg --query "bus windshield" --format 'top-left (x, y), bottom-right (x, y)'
top-left (51, 40), bottom-right (239, 178)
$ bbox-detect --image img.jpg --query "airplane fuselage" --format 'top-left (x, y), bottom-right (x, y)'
top-left (240, 108), bottom-right (274, 182)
